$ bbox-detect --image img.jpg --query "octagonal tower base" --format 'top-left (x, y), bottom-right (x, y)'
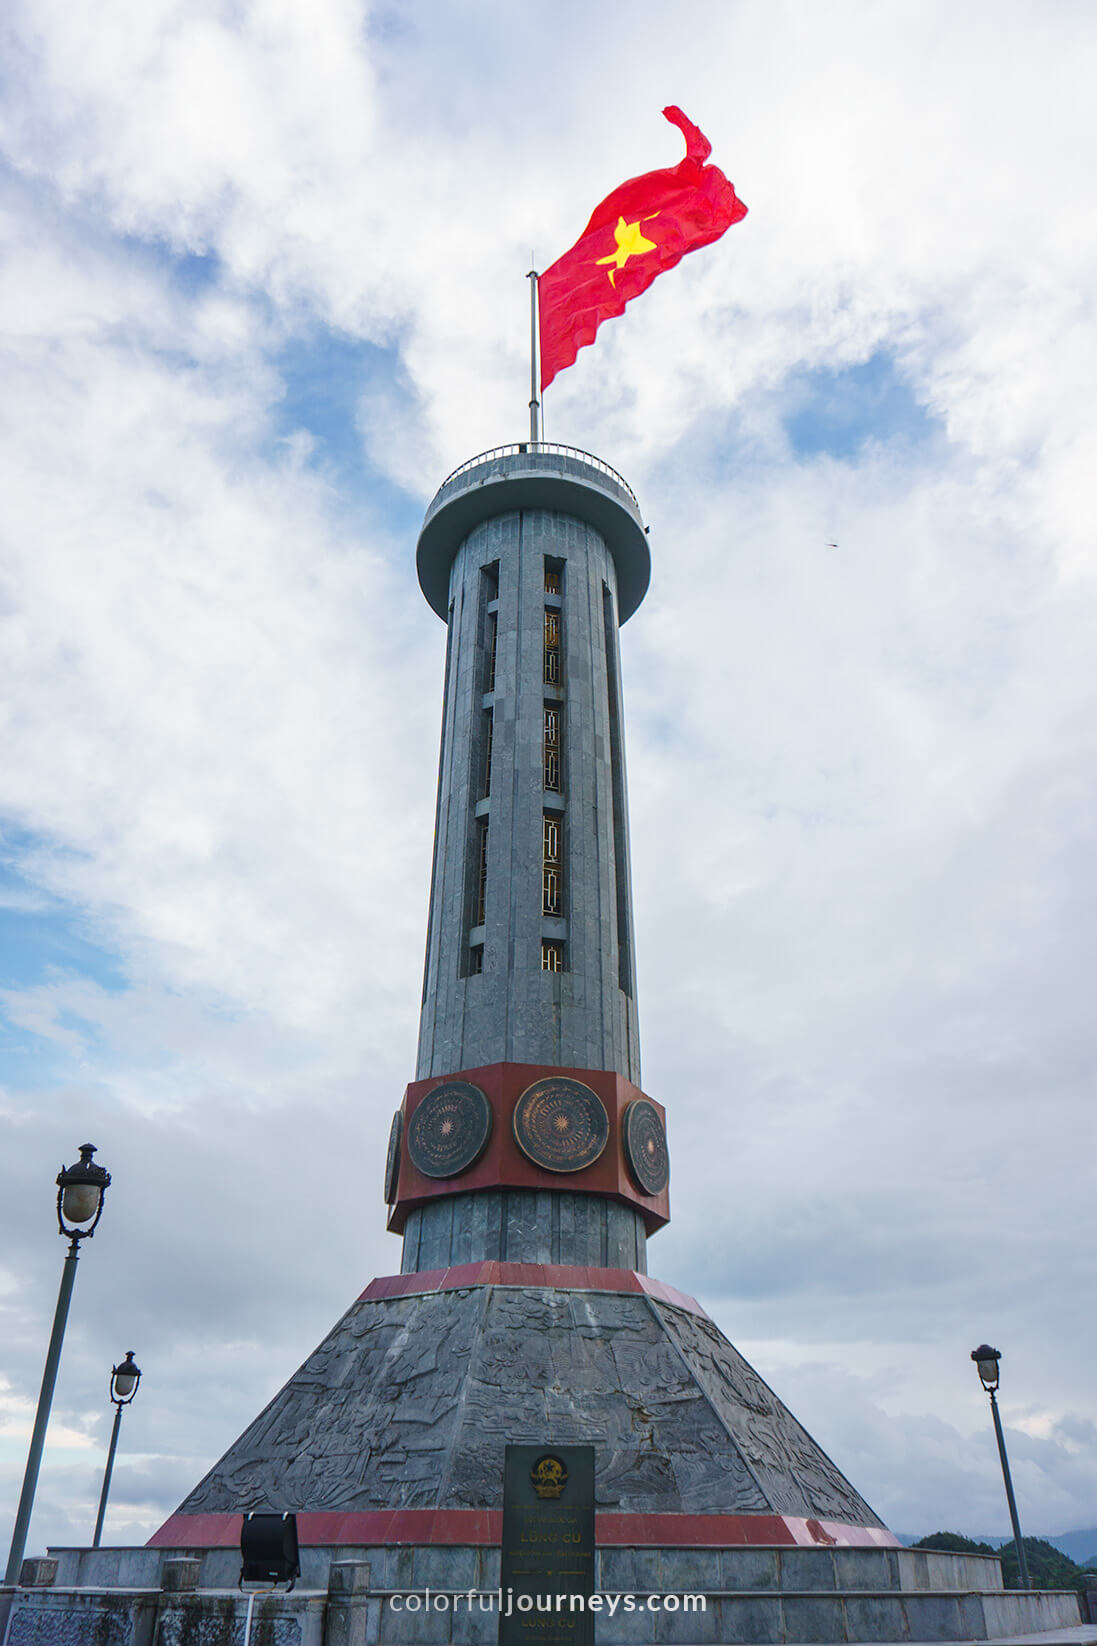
top-left (9, 1268), bottom-right (1090, 1644)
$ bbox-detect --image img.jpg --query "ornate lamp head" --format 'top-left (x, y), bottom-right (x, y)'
top-left (971, 1344), bottom-right (1002, 1392)
top-left (56, 1144), bottom-right (111, 1240)
top-left (110, 1351), bottom-right (141, 1406)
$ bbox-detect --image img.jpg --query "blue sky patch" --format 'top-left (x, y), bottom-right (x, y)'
top-left (108, 229), bottom-right (223, 297)
top-left (171, 247), bottom-right (222, 295)
top-left (783, 352), bottom-right (937, 460)
top-left (275, 329), bottom-right (379, 478)
top-left (0, 858), bottom-right (126, 995)
top-left (273, 330), bottom-right (423, 535)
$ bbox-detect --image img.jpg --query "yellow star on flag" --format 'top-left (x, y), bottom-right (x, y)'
top-left (596, 215), bottom-right (658, 286)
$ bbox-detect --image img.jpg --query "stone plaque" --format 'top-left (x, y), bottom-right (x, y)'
top-left (621, 1098), bottom-right (669, 1195)
top-left (406, 1081), bottom-right (492, 1179)
top-left (512, 1078), bottom-right (608, 1173)
top-left (500, 1443), bottom-right (594, 1646)
top-left (383, 1110), bottom-right (402, 1203)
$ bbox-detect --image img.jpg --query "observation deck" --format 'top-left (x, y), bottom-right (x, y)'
top-left (416, 443), bottom-right (651, 623)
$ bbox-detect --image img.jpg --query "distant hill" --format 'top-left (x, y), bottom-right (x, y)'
top-left (899, 1530), bottom-right (1097, 1566)
top-left (1047, 1530), bottom-right (1097, 1567)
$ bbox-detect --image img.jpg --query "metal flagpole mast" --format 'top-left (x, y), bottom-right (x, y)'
top-left (527, 263), bottom-right (541, 445)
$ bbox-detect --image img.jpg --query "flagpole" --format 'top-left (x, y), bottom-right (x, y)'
top-left (527, 264), bottom-right (541, 445)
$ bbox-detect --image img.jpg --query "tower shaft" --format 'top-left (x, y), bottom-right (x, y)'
top-left (393, 447), bottom-right (661, 1275)
top-left (417, 496), bottom-right (640, 1080)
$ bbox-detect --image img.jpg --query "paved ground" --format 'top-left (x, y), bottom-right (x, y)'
top-left (656, 1630), bottom-right (1097, 1646)
top-left (743, 1632), bottom-right (1097, 1646)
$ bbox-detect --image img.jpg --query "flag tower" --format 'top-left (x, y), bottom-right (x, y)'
top-left (21, 442), bottom-right (1085, 1646)
top-left (144, 111), bottom-right (915, 1601)
top-left (152, 443), bottom-right (893, 1560)
top-left (14, 112), bottom-right (1076, 1646)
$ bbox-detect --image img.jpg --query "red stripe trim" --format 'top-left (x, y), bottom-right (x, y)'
top-left (149, 1510), bottom-right (898, 1551)
top-left (357, 1265), bottom-right (707, 1316)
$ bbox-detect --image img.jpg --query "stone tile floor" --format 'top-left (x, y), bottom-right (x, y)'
top-left (651, 1634), bottom-right (1097, 1646)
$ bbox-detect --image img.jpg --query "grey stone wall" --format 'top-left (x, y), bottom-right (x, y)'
top-left (1, 1587), bottom-right (327, 1646)
top-left (10, 1548), bottom-right (1086, 1646)
top-left (400, 1191), bottom-right (647, 1272)
top-left (415, 496), bottom-right (641, 1084)
top-left (53, 1542), bottom-right (1012, 1601)
top-left (2, 1590), bottom-right (158, 1646)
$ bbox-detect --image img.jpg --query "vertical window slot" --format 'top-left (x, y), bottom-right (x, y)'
top-left (542, 813), bottom-right (563, 917)
top-left (482, 709), bottom-right (494, 798)
top-left (481, 560), bottom-right (499, 696)
top-left (543, 705), bottom-right (561, 792)
top-left (544, 608), bottom-right (560, 685)
top-left (460, 563), bottom-right (498, 978)
top-left (602, 585), bottom-right (633, 997)
top-left (475, 818), bottom-right (489, 927)
top-left (486, 610), bottom-right (498, 693)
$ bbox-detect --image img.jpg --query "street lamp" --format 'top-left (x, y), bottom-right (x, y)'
top-left (4, 1145), bottom-right (112, 1587)
top-left (92, 1353), bottom-right (142, 1548)
top-left (971, 1343), bottom-right (1031, 1590)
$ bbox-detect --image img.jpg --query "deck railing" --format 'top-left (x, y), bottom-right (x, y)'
top-left (436, 443), bottom-right (638, 509)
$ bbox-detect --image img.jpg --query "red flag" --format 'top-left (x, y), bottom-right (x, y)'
top-left (538, 107), bottom-right (747, 391)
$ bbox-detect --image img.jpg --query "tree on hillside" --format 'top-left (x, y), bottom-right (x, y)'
top-left (998, 1539), bottom-right (1092, 1593)
top-left (913, 1533), bottom-right (996, 1555)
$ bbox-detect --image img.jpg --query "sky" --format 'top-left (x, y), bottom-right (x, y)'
top-left (1, 0), bottom-right (1096, 1561)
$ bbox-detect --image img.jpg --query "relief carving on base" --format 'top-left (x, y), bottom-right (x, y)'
top-left (178, 1285), bottom-right (881, 1524)
top-left (656, 1304), bottom-right (884, 1526)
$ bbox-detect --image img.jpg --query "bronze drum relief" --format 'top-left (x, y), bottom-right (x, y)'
top-left (384, 1109), bottom-right (403, 1202)
top-left (406, 1081), bottom-right (493, 1179)
top-left (512, 1076), bottom-right (609, 1172)
top-left (622, 1098), bottom-right (669, 1195)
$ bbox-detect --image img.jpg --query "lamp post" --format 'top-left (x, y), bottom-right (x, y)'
top-left (4, 1145), bottom-right (112, 1587)
top-left (971, 1344), bottom-right (1031, 1590)
top-left (92, 1353), bottom-right (142, 1548)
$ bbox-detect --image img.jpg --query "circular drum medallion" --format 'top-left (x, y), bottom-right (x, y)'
top-left (622, 1099), bottom-right (670, 1195)
top-left (513, 1077), bottom-right (609, 1173)
top-left (406, 1081), bottom-right (493, 1179)
top-left (384, 1110), bottom-right (403, 1203)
